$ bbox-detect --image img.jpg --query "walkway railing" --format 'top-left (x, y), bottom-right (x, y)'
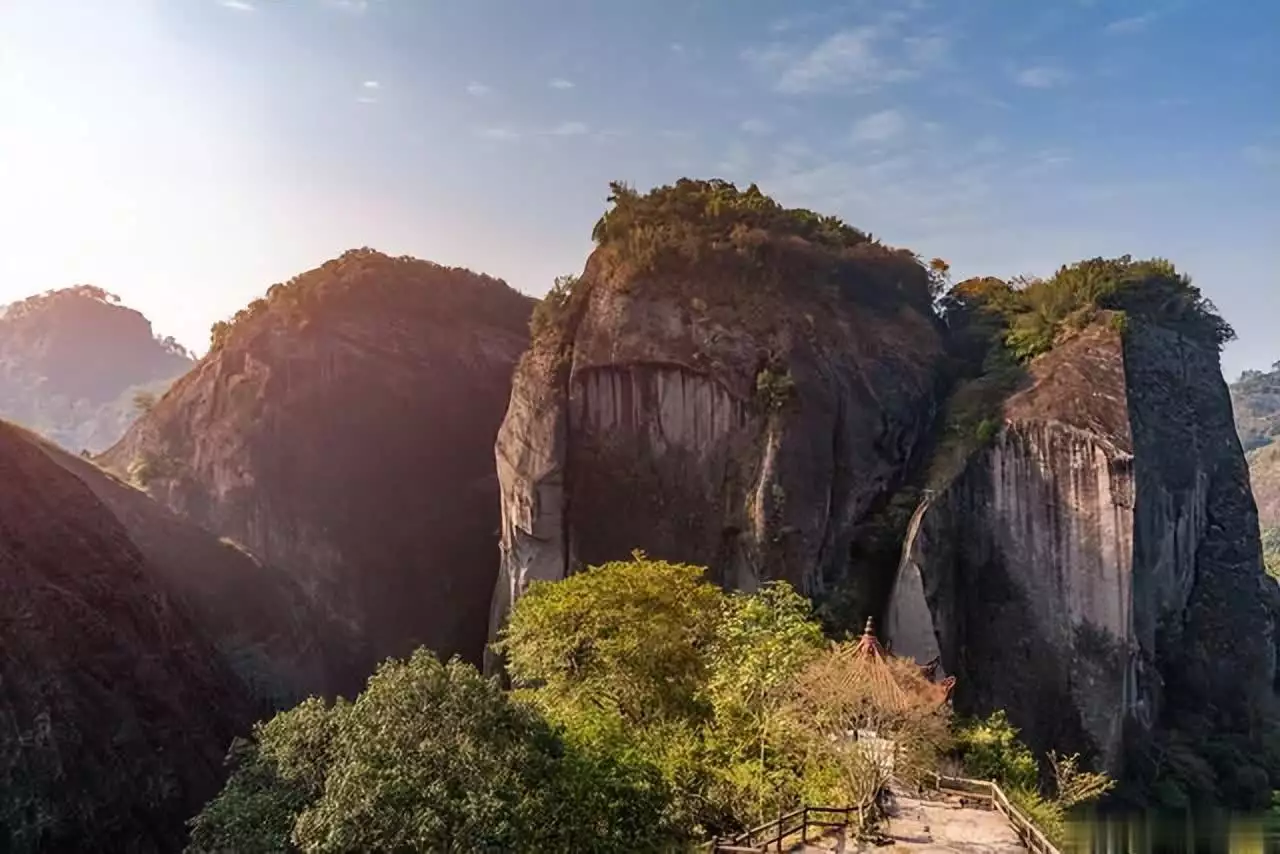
top-left (708, 805), bottom-right (857, 852)
top-left (929, 772), bottom-right (1061, 854)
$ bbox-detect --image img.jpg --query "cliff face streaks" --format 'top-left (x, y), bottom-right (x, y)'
top-left (887, 320), bottom-right (1279, 773)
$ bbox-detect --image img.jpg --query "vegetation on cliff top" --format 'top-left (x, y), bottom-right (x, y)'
top-left (524, 179), bottom-right (944, 358)
top-left (942, 255), bottom-right (1234, 364)
top-left (209, 248), bottom-right (530, 352)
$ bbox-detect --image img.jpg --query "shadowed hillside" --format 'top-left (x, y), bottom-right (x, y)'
top-left (0, 419), bottom-right (254, 852)
top-left (101, 248), bottom-right (534, 693)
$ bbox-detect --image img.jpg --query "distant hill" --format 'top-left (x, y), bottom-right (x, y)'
top-left (1230, 363), bottom-right (1280, 576)
top-left (101, 248), bottom-right (534, 694)
top-left (1232, 362), bottom-right (1280, 454)
top-left (0, 286), bottom-right (194, 452)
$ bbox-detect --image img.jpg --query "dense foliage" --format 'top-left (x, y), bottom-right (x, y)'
top-left (941, 256), bottom-right (1235, 364)
top-left (1265, 528), bottom-right (1280, 581)
top-left (953, 712), bottom-right (1114, 845)
top-left (187, 652), bottom-right (671, 853)
top-left (579, 179), bottom-right (937, 314)
top-left (498, 553), bottom-right (954, 841)
top-left (209, 248), bottom-right (530, 352)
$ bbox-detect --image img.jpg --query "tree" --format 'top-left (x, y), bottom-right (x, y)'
top-left (499, 551), bottom-right (723, 728)
top-left (705, 583), bottom-right (826, 822)
top-left (498, 555), bottom-right (832, 839)
top-left (188, 651), bottom-right (671, 853)
top-left (132, 390), bottom-right (158, 414)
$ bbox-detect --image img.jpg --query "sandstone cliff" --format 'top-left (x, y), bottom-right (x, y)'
top-left (0, 420), bottom-right (254, 852)
top-left (886, 316), bottom-right (1280, 801)
top-left (0, 286), bottom-right (193, 452)
top-left (490, 180), bottom-right (945, 651)
top-left (102, 249), bottom-right (533, 692)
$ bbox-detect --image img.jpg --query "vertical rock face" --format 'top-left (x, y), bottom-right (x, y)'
top-left (0, 421), bottom-right (254, 852)
top-left (887, 320), bottom-right (1279, 772)
top-left (102, 250), bottom-right (533, 694)
top-left (491, 250), bottom-right (945, 650)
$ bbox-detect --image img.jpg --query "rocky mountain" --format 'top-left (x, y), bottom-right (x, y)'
top-left (0, 286), bottom-right (194, 452)
top-left (489, 180), bottom-right (946, 657)
top-left (882, 261), bottom-right (1279, 809)
top-left (0, 419), bottom-right (256, 851)
top-left (1231, 363), bottom-right (1280, 456)
top-left (492, 183), bottom-right (1277, 809)
top-left (101, 248), bottom-right (534, 693)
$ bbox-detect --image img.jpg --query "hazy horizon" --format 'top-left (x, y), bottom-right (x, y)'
top-left (2, 0), bottom-right (1277, 377)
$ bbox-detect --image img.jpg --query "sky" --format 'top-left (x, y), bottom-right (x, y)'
top-left (1, 0), bottom-right (1277, 377)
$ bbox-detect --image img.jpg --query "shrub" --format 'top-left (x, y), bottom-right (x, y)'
top-left (586, 179), bottom-right (936, 315)
top-left (188, 652), bottom-right (673, 853)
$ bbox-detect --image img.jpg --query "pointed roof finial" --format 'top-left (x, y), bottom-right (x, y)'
top-left (863, 616), bottom-right (875, 638)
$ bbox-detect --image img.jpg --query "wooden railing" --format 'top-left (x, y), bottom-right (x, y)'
top-left (930, 772), bottom-right (1061, 854)
top-left (708, 805), bottom-right (858, 853)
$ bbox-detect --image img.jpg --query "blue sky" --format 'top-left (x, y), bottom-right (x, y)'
top-left (1, 0), bottom-right (1276, 377)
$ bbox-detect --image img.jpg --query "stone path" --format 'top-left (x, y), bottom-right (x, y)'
top-left (845, 790), bottom-right (1027, 853)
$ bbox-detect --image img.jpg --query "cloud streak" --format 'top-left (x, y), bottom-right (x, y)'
top-left (1014, 65), bottom-right (1071, 88)
top-left (219, 0), bottom-right (255, 10)
top-left (323, 0), bottom-right (372, 13)
top-left (745, 22), bottom-right (947, 95)
top-left (466, 81), bottom-right (492, 97)
top-left (851, 109), bottom-right (907, 143)
top-left (1104, 13), bottom-right (1157, 35)
top-left (548, 78), bottom-right (575, 90)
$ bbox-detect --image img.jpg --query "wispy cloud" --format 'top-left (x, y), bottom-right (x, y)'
top-left (548, 78), bottom-right (575, 90)
top-left (851, 109), bottom-right (908, 143)
top-left (745, 23), bottom-right (947, 95)
top-left (477, 127), bottom-right (520, 142)
top-left (548, 121), bottom-right (589, 136)
top-left (1104, 12), bottom-right (1157, 35)
top-left (1014, 65), bottom-right (1071, 88)
top-left (1031, 148), bottom-right (1073, 169)
top-left (362, 80), bottom-right (380, 90)
top-left (323, 0), bottom-right (372, 13)
top-left (740, 118), bottom-right (773, 136)
top-left (1243, 145), bottom-right (1280, 170)
top-left (219, 0), bottom-right (255, 10)
top-left (466, 81), bottom-right (492, 97)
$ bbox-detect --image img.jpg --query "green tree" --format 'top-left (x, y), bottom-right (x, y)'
top-left (188, 652), bottom-right (671, 853)
top-left (499, 555), bottom-right (834, 838)
top-left (705, 583), bottom-right (826, 822)
top-left (499, 551), bottom-right (723, 728)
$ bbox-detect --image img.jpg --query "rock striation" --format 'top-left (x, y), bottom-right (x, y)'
top-left (490, 183), bottom-right (946, 652)
top-left (886, 318), bottom-right (1280, 779)
top-left (102, 249), bottom-right (533, 693)
top-left (0, 420), bottom-right (254, 852)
